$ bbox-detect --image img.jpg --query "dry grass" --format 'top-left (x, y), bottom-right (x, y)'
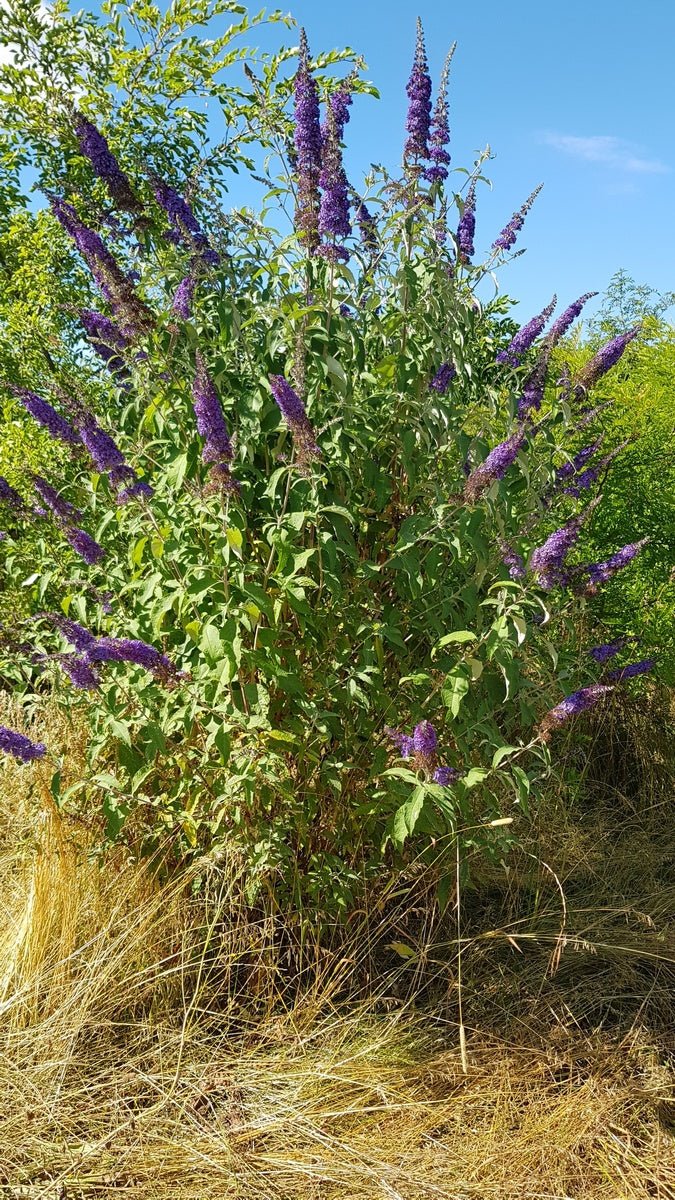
top-left (0, 695), bottom-right (674, 1199)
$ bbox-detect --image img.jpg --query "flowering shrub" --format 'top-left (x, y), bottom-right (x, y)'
top-left (0, 3), bottom-right (656, 911)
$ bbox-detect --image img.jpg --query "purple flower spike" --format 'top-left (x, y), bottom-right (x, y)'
top-left (322, 77), bottom-right (353, 144)
top-left (492, 183), bottom-right (543, 253)
top-left (500, 542), bottom-right (526, 580)
top-left (425, 43), bottom-right (455, 183)
top-left (0, 476), bottom-right (27, 512)
top-left (171, 274), bottom-right (196, 321)
top-left (355, 201), bottom-right (378, 251)
top-left (192, 351), bottom-right (234, 481)
top-left (433, 764), bottom-right (460, 785)
top-left (0, 725), bottom-right (47, 762)
top-left (73, 110), bottom-right (142, 214)
top-left (545, 292), bottom-right (598, 349)
top-left (464, 428), bottom-right (527, 502)
top-left (49, 196), bottom-right (154, 335)
top-left (539, 684), bottom-right (613, 738)
top-left (456, 182), bottom-right (476, 263)
top-left (404, 18), bottom-right (432, 166)
top-left (517, 357), bottom-right (549, 419)
top-left (582, 537), bottom-right (649, 587)
top-left (12, 387), bottom-right (80, 446)
top-left (80, 309), bottom-right (130, 379)
top-left (48, 614), bottom-right (97, 651)
top-left (60, 654), bottom-right (101, 690)
top-left (149, 173), bottom-right (220, 268)
top-left (385, 726), bottom-right (415, 759)
top-left (607, 659), bottom-right (655, 682)
top-left (497, 295), bottom-right (557, 366)
top-left (318, 108), bottom-right (351, 261)
top-left (413, 719), bottom-right (437, 759)
top-left (529, 506), bottom-right (593, 589)
top-left (87, 636), bottom-right (177, 682)
top-left (589, 637), bottom-right (629, 664)
top-left (575, 327), bottom-right (640, 391)
top-left (65, 527), bottom-right (106, 565)
top-left (32, 475), bottom-right (82, 525)
top-left (269, 374), bottom-right (321, 463)
top-left (430, 362), bottom-right (456, 394)
top-left (293, 30), bottom-right (322, 254)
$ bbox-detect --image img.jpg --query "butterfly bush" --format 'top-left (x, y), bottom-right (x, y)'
top-left (0, 14), bottom-right (658, 915)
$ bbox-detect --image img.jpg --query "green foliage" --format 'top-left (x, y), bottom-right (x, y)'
top-left (0, 2), bottom-right (661, 916)
top-left (559, 273), bottom-right (675, 683)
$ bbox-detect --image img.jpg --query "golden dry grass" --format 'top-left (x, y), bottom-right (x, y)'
top-left (0, 695), bottom-right (674, 1199)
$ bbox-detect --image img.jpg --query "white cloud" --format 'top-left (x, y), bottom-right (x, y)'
top-left (542, 133), bottom-right (669, 175)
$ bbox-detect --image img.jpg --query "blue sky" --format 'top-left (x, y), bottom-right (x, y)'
top-left (224, 0), bottom-right (675, 322)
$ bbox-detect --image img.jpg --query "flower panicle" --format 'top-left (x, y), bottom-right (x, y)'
top-left (538, 684), bottom-right (613, 740)
top-left (497, 295), bottom-right (557, 366)
top-left (268, 374), bottom-right (321, 464)
top-left (72, 110), bottom-right (142, 215)
top-left (293, 29), bottom-right (322, 254)
top-left (575, 327), bottom-right (640, 392)
top-left (0, 725), bottom-right (47, 762)
top-left (404, 17), bottom-right (432, 166)
top-left (492, 183), bottom-right (543, 253)
top-left (149, 173), bottom-right (220, 267)
top-left (456, 182), bottom-right (476, 263)
top-left (464, 428), bottom-right (527, 502)
top-left (425, 42), bottom-right (456, 183)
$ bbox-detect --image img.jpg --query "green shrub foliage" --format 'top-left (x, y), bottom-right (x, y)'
top-left (0, 2), bottom-right (657, 911)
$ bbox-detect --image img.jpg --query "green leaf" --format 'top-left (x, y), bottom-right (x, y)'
top-left (226, 527), bottom-right (244, 558)
top-left (462, 767), bottom-right (489, 789)
top-left (392, 785), bottom-right (426, 846)
top-left (433, 630), bottom-right (477, 656)
top-left (492, 745), bottom-right (521, 769)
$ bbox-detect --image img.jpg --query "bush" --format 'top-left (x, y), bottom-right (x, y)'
top-left (0, 2), bottom-right (659, 915)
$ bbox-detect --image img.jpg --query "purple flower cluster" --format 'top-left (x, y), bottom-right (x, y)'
top-left (425, 44), bottom-right (455, 182)
top-left (318, 109), bottom-right (351, 260)
top-left (404, 18), bottom-right (432, 165)
top-left (581, 538), bottom-right (649, 588)
top-left (517, 356), bottom-right (550, 419)
top-left (73, 110), bottom-right (141, 214)
top-left (575, 327), bottom-right (640, 392)
top-left (269, 374), bottom-right (321, 463)
top-left (355, 200), bottom-right (378, 251)
top-left (562, 440), bottom-right (629, 498)
top-left (607, 659), bottom-right (655, 682)
top-left (500, 542), bottom-right (526, 580)
top-left (50, 196), bottom-right (154, 336)
top-left (293, 30), bottom-right (322, 254)
top-left (429, 362), bottom-right (456, 394)
top-left (74, 406), bottom-right (152, 503)
top-left (539, 684), bottom-right (613, 738)
top-left (322, 78), bottom-right (353, 143)
top-left (385, 720), bottom-right (459, 784)
top-left (545, 292), bottom-right (598, 349)
top-left (65, 526), bottom-right (106, 566)
top-left (492, 184), bottom-right (543, 253)
top-left (497, 296), bottom-right (556, 366)
top-left (0, 725), bottom-right (47, 762)
top-left (12, 386), bottom-right (80, 446)
top-left (556, 438), bottom-right (605, 484)
top-left (149, 173), bottom-right (220, 268)
top-left (589, 637), bottom-right (628, 664)
top-left (59, 654), bottom-right (101, 690)
top-left (0, 476), bottom-right (26, 512)
top-left (50, 614), bottom-right (179, 686)
top-left (172, 274), bottom-right (196, 321)
top-left (192, 353), bottom-right (237, 491)
top-left (456, 183), bottom-right (476, 263)
top-left (464, 428), bottom-right (527, 502)
top-left (32, 475), bottom-right (82, 525)
top-left (529, 509), bottom-right (589, 589)
top-left (80, 309), bottom-right (130, 378)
